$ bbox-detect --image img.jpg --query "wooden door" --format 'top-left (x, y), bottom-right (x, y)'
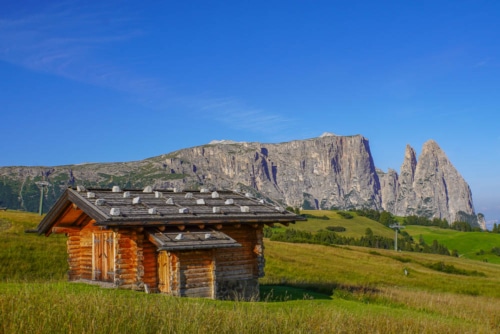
top-left (92, 231), bottom-right (115, 282)
top-left (158, 251), bottom-right (171, 293)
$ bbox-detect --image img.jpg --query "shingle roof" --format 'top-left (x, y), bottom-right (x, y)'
top-left (147, 228), bottom-right (241, 251)
top-left (37, 186), bottom-right (306, 235)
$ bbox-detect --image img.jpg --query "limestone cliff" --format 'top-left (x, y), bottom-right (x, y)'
top-left (173, 134), bottom-right (382, 211)
top-left (0, 134), bottom-right (477, 225)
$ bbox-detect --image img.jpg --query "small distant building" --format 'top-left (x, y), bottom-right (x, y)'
top-left (35, 186), bottom-right (304, 300)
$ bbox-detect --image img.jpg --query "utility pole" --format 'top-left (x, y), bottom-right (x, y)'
top-left (35, 181), bottom-right (49, 215)
top-left (389, 223), bottom-right (405, 251)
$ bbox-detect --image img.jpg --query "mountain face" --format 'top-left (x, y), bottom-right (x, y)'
top-left (0, 134), bottom-right (478, 226)
top-left (379, 140), bottom-right (476, 224)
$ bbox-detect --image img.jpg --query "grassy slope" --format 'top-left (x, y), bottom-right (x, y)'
top-left (291, 210), bottom-right (500, 264)
top-left (405, 225), bottom-right (500, 263)
top-left (1, 210), bottom-right (500, 333)
top-left (0, 210), bottom-right (67, 281)
top-left (281, 209), bottom-right (395, 238)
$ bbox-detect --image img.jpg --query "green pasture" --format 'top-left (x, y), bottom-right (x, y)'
top-left (405, 225), bottom-right (500, 263)
top-left (287, 209), bottom-right (395, 238)
top-left (1, 210), bottom-right (500, 333)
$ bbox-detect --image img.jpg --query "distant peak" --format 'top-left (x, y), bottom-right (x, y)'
top-left (422, 139), bottom-right (443, 154)
top-left (320, 132), bottom-right (337, 137)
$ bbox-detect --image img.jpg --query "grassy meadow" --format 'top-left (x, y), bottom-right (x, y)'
top-left (1, 210), bottom-right (500, 333)
top-left (405, 225), bottom-right (500, 263)
top-left (293, 209), bottom-right (500, 264)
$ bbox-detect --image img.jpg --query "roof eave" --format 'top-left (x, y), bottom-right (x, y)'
top-left (36, 188), bottom-right (110, 236)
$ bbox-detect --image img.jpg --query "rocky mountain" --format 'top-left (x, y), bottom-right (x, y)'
top-left (0, 134), bottom-right (478, 226)
top-left (378, 140), bottom-right (476, 224)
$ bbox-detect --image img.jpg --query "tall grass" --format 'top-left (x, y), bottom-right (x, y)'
top-left (0, 211), bottom-right (67, 281)
top-left (0, 282), bottom-right (498, 333)
top-left (1, 211), bottom-right (500, 333)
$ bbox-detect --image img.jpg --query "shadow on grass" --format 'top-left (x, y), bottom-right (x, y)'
top-left (260, 282), bottom-right (379, 302)
top-left (260, 284), bottom-right (332, 301)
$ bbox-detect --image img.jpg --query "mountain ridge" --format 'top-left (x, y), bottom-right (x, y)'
top-left (0, 134), bottom-right (479, 227)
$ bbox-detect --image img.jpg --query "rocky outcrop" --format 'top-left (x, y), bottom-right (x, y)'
top-left (0, 134), bottom-right (477, 225)
top-left (173, 134), bottom-right (382, 211)
top-left (379, 140), bottom-right (476, 225)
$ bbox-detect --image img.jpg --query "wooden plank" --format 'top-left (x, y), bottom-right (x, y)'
top-left (180, 287), bottom-right (212, 298)
top-left (216, 265), bottom-right (253, 274)
top-left (52, 226), bottom-right (81, 234)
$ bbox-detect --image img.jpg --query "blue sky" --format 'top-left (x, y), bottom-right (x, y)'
top-left (1, 1), bottom-right (499, 226)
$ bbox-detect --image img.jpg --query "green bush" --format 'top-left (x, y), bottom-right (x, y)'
top-left (337, 212), bottom-right (353, 219)
top-left (426, 262), bottom-right (486, 277)
top-left (325, 226), bottom-right (346, 232)
top-left (491, 247), bottom-right (500, 256)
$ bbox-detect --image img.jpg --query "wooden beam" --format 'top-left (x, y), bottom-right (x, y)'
top-left (177, 225), bottom-right (186, 231)
top-left (158, 226), bottom-right (166, 232)
top-left (198, 224), bottom-right (205, 229)
top-left (137, 227), bottom-right (144, 233)
top-left (72, 203), bottom-right (79, 210)
top-left (234, 223), bottom-right (241, 228)
top-left (52, 226), bottom-right (80, 234)
top-left (215, 224), bottom-right (222, 230)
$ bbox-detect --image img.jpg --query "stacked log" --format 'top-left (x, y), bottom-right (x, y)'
top-left (177, 250), bottom-right (214, 298)
top-left (216, 226), bottom-right (258, 281)
top-left (142, 240), bottom-right (158, 290)
top-left (67, 232), bottom-right (81, 280)
top-left (115, 229), bottom-right (140, 288)
top-left (79, 224), bottom-right (97, 280)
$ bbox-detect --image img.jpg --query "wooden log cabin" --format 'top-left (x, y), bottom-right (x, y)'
top-left (36, 186), bottom-right (305, 300)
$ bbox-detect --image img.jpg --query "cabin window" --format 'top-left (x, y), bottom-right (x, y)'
top-left (92, 231), bottom-right (115, 282)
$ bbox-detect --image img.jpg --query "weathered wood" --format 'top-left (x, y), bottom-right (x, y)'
top-left (52, 226), bottom-right (80, 234)
top-left (180, 287), bottom-right (212, 297)
top-left (115, 264), bottom-right (138, 270)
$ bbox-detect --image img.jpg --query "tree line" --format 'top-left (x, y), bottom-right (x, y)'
top-left (353, 209), bottom-right (484, 232)
top-left (264, 226), bottom-right (456, 256)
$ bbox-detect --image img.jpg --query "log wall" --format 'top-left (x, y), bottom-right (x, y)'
top-left (115, 229), bottom-right (142, 289)
top-left (142, 239), bottom-right (158, 291)
top-left (66, 231), bottom-right (81, 280)
top-left (177, 250), bottom-right (214, 298)
top-left (63, 222), bottom-right (264, 299)
top-left (214, 225), bottom-right (262, 299)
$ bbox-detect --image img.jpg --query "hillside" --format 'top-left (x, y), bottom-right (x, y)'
top-left (281, 210), bottom-right (500, 264)
top-left (405, 225), bottom-right (500, 264)
top-left (1, 210), bottom-right (500, 333)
